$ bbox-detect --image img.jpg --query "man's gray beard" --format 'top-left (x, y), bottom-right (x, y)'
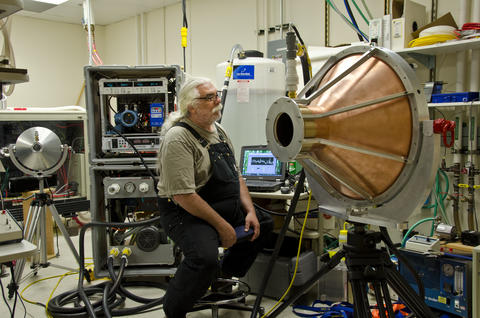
top-left (212, 104), bottom-right (223, 113)
top-left (212, 104), bottom-right (223, 122)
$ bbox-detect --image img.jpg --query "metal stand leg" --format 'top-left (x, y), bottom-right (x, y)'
top-left (211, 305), bottom-right (219, 318)
top-left (265, 224), bottom-right (436, 318)
top-left (39, 201), bottom-right (48, 265)
top-left (47, 203), bottom-right (81, 265)
top-left (8, 189), bottom-right (82, 298)
top-left (13, 204), bottom-right (42, 284)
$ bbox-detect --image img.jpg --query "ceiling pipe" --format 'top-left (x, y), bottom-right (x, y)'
top-left (83, 0), bottom-right (94, 66)
top-left (470, 0), bottom-right (480, 92)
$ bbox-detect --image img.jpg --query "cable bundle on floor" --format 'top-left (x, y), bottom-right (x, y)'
top-left (47, 217), bottom-right (168, 318)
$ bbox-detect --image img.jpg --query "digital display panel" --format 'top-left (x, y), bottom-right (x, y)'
top-left (241, 149), bottom-right (282, 177)
top-left (134, 81), bottom-right (162, 87)
top-left (103, 82), bottom-right (132, 88)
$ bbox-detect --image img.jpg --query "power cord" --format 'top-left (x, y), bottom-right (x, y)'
top-left (261, 190), bottom-right (314, 317)
top-left (0, 263), bottom-right (27, 318)
top-left (0, 273), bottom-right (13, 317)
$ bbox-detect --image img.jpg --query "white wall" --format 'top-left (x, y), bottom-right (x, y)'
top-left (94, 0), bottom-right (468, 86)
top-left (6, 15), bottom-right (95, 108)
top-left (103, 18), bottom-right (137, 65)
top-left (3, 0), bottom-right (470, 109)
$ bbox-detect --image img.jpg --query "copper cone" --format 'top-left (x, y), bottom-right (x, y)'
top-left (302, 54), bottom-right (412, 199)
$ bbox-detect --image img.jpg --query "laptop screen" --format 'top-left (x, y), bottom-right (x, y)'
top-left (240, 145), bottom-right (285, 181)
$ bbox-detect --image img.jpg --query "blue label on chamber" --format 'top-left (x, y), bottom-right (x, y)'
top-left (150, 103), bottom-right (164, 127)
top-left (233, 65), bottom-right (255, 80)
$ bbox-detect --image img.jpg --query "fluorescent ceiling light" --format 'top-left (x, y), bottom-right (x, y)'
top-left (31, 0), bottom-right (68, 4)
top-left (23, 0), bottom-right (68, 13)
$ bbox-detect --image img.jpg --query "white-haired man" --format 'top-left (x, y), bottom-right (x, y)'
top-left (157, 76), bottom-right (272, 318)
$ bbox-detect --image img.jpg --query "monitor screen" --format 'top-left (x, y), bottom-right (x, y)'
top-left (241, 146), bottom-right (283, 177)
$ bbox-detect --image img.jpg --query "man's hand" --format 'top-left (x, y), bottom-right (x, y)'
top-left (218, 223), bottom-right (237, 248)
top-left (244, 212), bottom-right (260, 241)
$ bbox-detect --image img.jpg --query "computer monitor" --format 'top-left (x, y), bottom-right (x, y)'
top-left (239, 145), bottom-right (285, 181)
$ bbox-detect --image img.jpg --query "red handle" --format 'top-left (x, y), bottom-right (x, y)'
top-left (433, 119), bottom-right (456, 148)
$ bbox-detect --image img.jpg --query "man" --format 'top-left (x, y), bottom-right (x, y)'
top-left (157, 75), bottom-right (273, 318)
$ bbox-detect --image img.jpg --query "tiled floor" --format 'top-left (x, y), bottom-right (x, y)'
top-left (0, 229), bottom-right (307, 317)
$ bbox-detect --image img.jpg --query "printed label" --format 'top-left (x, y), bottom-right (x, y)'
top-left (233, 65), bottom-right (255, 80)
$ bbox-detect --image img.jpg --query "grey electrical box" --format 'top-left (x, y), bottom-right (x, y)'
top-left (85, 65), bottom-right (183, 278)
top-left (242, 251), bottom-right (317, 300)
top-left (267, 39), bottom-right (287, 64)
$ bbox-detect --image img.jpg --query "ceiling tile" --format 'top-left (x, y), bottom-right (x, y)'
top-left (17, 0), bottom-right (181, 25)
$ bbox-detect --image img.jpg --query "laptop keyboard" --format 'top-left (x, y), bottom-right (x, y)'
top-left (246, 180), bottom-right (282, 192)
top-left (246, 180), bottom-right (278, 187)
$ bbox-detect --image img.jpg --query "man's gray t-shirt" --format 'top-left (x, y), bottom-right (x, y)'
top-left (157, 118), bottom-right (236, 198)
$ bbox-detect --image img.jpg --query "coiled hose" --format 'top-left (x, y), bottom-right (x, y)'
top-left (47, 217), bottom-right (167, 317)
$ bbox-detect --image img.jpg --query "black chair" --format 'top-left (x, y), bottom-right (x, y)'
top-left (189, 272), bottom-right (264, 318)
top-left (188, 227), bottom-right (264, 318)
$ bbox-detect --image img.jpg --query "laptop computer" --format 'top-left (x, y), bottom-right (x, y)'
top-left (239, 145), bottom-right (286, 192)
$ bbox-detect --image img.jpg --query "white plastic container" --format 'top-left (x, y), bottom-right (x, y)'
top-left (216, 57), bottom-right (285, 160)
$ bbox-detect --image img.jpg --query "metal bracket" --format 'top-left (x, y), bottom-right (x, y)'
top-left (403, 52), bottom-right (436, 69)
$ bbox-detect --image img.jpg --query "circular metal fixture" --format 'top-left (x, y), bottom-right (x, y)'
top-left (108, 183), bottom-right (121, 195)
top-left (124, 182), bottom-right (136, 193)
top-left (115, 109), bottom-right (138, 127)
top-left (138, 182), bottom-right (149, 193)
top-left (266, 45), bottom-right (439, 226)
top-left (15, 127), bottom-right (63, 171)
top-left (442, 263), bottom-right (454, 277)
top-left (136, 226), bottom-right (161, 252)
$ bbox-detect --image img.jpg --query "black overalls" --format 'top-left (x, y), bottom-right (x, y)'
top-left (157, 122), bottom-right (272, 318)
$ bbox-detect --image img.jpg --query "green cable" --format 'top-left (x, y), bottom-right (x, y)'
top-left (360, 0), bottom-right (373, 20)
top-left (325, 0), bottom-right (368, 40)
top-left (401, 217), bottom-right (437, 248)
top-left (429, 174), bottom-right (439, 236)
top-left (435, 184), bottom-right (450, 224)
top-left (423, 172), bottom-right (438, 209)
top-left (422, 168), bottom-right (450, 230)
top-left (438, 169), bottom-right (450, 223)
top-left (351, 0), bottom-right (370, 25)
top-left (439, 169), bottom-right (449, 199)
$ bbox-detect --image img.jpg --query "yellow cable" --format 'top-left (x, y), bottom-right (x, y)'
top-left (75, 80), bottom-right (85, 106)
top-left (261, 190), bottom-right (313, 317)
top-left (45, 271), bottom-right (74, 317)
top-left (20, 272), bottom-right (76, 306)
top-left (20, 262), bottom-right (95, 306)
top-left (408, 34), bottom-right (456, 48)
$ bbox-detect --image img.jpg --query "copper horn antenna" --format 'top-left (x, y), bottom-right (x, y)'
top-left (266, 45), bottom-right (440, 226)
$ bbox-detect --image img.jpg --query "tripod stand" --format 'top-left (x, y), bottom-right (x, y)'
top-left (7, 176), bottom-right (82, 298)
top-left (1, 127), bottom-right (83, 298)
top-left (266, 223), bottom-right (435, 318)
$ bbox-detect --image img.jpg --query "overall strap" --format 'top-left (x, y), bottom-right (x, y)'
top-left (174, 122), bottom-right (208, 147)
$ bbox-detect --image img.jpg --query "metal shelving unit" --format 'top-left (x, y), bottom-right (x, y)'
top-left (428, 101), bottom-right (480, 109)
top-left (396, 38), bottom-right (480, 69)
top-left (397, 38), bottom-right (480, 55)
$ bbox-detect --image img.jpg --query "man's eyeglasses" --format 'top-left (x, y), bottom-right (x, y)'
top-left (195, 91), bottom-right (222, 102)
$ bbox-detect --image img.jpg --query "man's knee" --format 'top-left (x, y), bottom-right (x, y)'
top-left (259, 212), bottom-right (274, 233)
top-left (185, 246), bottom-right (219, 272)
